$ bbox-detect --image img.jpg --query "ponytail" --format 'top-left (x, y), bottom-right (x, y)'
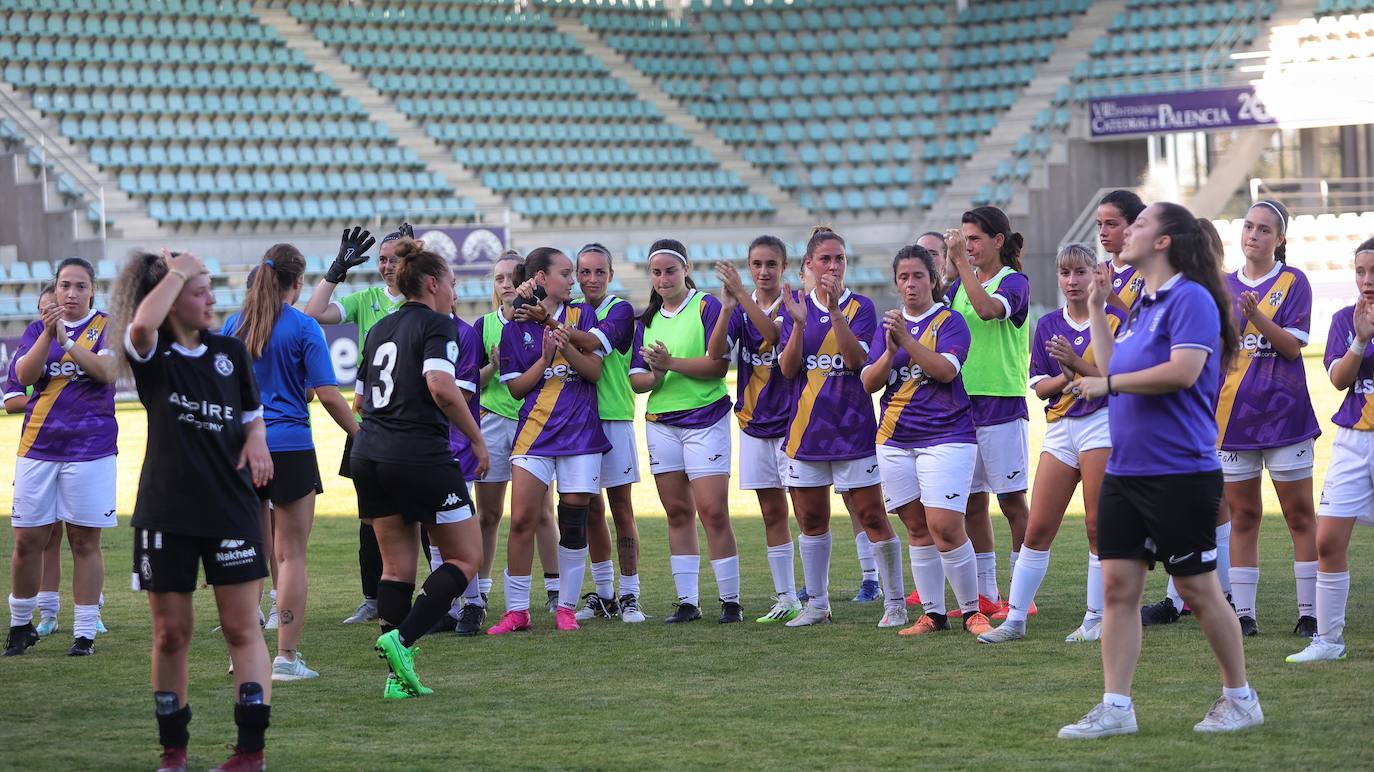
top-left (804, 225), bottom-right (844, 259)
top-left (393, 238), bottom-right (450, 299)
top-left (641, 238), bottom-right (693, 328)
top-left (1249, 199), bottom-right (1290, 263)
top-left (109, 250), bottom-right (170, 370)
top-left (961, 206), bottom-right (1023, 272)
top-left (234, 243), bottom-right (304, 359)
top-left (1153, 202), bottom-right (1240, 370)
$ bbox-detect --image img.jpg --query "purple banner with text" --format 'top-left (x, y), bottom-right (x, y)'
top-left (412, 226), bottom-right (509, 276)
top-left (1089, 86), bottom-right (1276, 138)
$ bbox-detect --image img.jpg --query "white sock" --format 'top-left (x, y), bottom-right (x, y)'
top-left (556, 546), bottom-right (588, 611)
top-left (1104, 692), bottom-right (1133, 710)
top-left (799, 532), bottom-right (833, 608)
top-left (766, 540), bottom-right (797, 598)
top-left (619, 573), bottom-right (640, 598)
top-left (1222, 683), bottom-right (1256, 702)
top-left (73, 604), bottom-right (99, 640)
top-left (1230, 566), bottom-right (1259, 619)
top-left (479, 577), bottom-right (493, 595)
top-left (909, 544), bottom-right (946, 616)
top-left (590, 559), bottom-right (615, 599)
top-left (1085, 552), bottom-right (1104, 623)
top-left (1214, 522), bottom-right (1232, 594)
top-left (1010, 549), bottom-right (1020, 583)
top-left (873, 536), bottom-right (904, 603)
top-left (428, 545), bottom-right (443, 572)
top-left (543, 574), bottom-right (560, 593)
top-left (36, 591), bottom-right (59, 619)
top-left (975, 551), bottom-right (999, 602)
top-left (1316, 570), bottom-right (1349, 643)
top-left (1166, 577), bottom-right (1183, 610)
top-left (462, 576), bottom-right (483, 605)
top-left (855, 532), bottom-right (877, 581)
top-left (1006, 546), bottom-right (1049, 626)
top-left (8, 595), bottom-right (37, 628)
top-left (504, 571), bottom-right (531, 613)
top-left (670, 554), bottom-right (701, 607)
top-left (941, 541), bottom-right (980, 614)
top-left (710, 555), bottom-right (741, 603)
top-left (269, 588), bottom-right (277, 603)
top-left (1291, 557), bottom-right (1313, 612)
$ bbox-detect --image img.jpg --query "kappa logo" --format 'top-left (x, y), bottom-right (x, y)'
top-left (213, 352), bottom-right (234, 377)
top-left (443, 492), bottom-right (461, 507)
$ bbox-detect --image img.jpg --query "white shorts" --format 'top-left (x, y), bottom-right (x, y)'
top-left (646, 413), bottom-right (731, 481)
top-left (972, 419), bottom-right (1029, 495)
top-left (479, 412), bottom-right (518, 484)
top-left (786, 454), bottom-right (882, 492)
top-left (1317, 428), bottom-right (1374, 525)
top-left (599, 420), bottom-right (640, 489)
top-left (511, 453), bottom-right (603, 495)
top-left (1218, 438), bottom-right (1315, 483)
top-left (877, 442), bottom-right (977, 513)
top-left (11, 455), bottom-right (118, 529)
top-left (738, 432), bottom-right (788, 490)
top-left (1040, 410), bottom-right (1112, 470)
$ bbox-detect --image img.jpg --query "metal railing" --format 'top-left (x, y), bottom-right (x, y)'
top-left (1059, 186), bottom-right (1124, 251)
top-left (1183, 0), bottom-right (1270, 92)
top-left (1249, 177), bottom-right (1374, 216)
top-left (0, 87), bottom-right (108, 247)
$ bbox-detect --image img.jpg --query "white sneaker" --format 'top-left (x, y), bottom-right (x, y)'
top-left (978, 622), bottom-right (1026, 644)
top-left (1058, 702), bottom-right (1138, 739)
top-left (263, 603), bottom-right (279, 631)
top-left (1065, 619), bottom-right (1102, 643)
top-left (877, 602), bottom-right (908, 629)
top-left (784, 604), bottom-right (833, 627)
top-left (1193, 693), bottom-right (1263, 732)
top-left (341, 599), bottom-right (378, 625)
top-left (618, 594), bottom-right (647, 623)
top-left (271, 654), bottom-right (319, 682)
top-left (1285, 637), bottom-right (1347, 663)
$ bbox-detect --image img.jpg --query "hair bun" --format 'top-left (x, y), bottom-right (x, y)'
top-left (392, 237), bottom-right (424, 260)
top-left (809, 225), bottom-right (834, 237)
top-left (1009, 232), bottom-right (1025, 251)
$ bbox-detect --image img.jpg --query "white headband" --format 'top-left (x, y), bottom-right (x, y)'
top-left (649, 248), bottom-right (688, 265)
top-left (1254, 201), bottom-right (1287, 232)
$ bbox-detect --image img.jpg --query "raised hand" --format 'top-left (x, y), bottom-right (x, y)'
top-left (1046, 335), bottom-right (1078, 370)
top-left (1238, 290), bottom-right (1261, 321)
top-left (715, 261), bottom-right (746, 305)
top-left (40, 301), bottom-right (67, 345)
top-left (1355, 297), bottom-right (1374, 342)
top-left (1087, 263), bottom-right (1110, 307)
top-left (944, 228), bottom-right (968, 268)
top-left (883, 308), bottom-right (913, 347)
top-left (163, 248), bottom-right (208, 280)
top-left (780, 282), bottom-right (806, 326)
top-left (641, 341), bottom-right (674, 371)
top-left (325, 226), bottom-right (376, 284)
top-left (817, 272), bottom-right (843, 310)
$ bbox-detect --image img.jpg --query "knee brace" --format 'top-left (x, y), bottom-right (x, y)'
top-left (557, 503), bottom-right (588, 550)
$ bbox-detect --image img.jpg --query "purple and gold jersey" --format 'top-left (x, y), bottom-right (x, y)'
top-left (500, 303), bottom-right (610, 457)
top-left (869, 305), bottom-right (976, 448)
top-left (14, 311), bottom-right (117, 462)
top-left (1109, 260), bottom-right (1147, 310)
top-left (447, 315), bottom-right (484, 478)
top-left (1216, 265), bottom-right (1319, 450)
top-left (1325, 305), bottom-right (1374, 430)
top-left (1030, 305), bottom-right (1127, 422)
top-left (3, 356), bottom-right (23, 403)
top-left (726, 293), bottom-right (791, 439)
top-left (780, 289), bottom-right (878, 461)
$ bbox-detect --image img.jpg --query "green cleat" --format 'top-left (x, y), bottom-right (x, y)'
top-left (375, 630), bottom-right (428, 696)
top-left (756, 595), bottom-right (803, 624)
top-left (383, 673), bottom-right (433, 699)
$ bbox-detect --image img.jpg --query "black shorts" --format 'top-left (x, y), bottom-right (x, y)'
top-left (339, 433), bottom-right (355, 479)
top-left (255, 449), bottom-right (323, 504)
top-left (1097, 470), bottom-right (1222, 576)
top-left (132, 527), bottom-right (269, 593)
top-left (351, 457), bottom-right (474, 525)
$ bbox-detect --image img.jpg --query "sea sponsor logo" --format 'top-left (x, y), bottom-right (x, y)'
top-left (543, 362), bottom-right (583, 383)
top-left (741, 349), bottom-right (777, 368)
top-left (46, 360), bottom-right (90, 379)
top-left (804, 352), bottom-right (853, 375)
top-left (1240, 331), bottom-right (1276, 356)
top-left (886, 363), bottom-right (929, 387)
top-left (1353, 378), bottom-right (1374, 395)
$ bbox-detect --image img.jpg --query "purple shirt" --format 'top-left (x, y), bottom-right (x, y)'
top-left (868, 304), bottom-right (976, 448)
top-left (780, 289), bottom-right (878, 461)
top-left (1030, 305), bottom-right (1127, 421)
top-left (946, 271), bottom-right (1030, 426)
top-left (1106, 274), bottom-right (1222, 476)
top-left (726, 293), bottom-right (792, 439)
top-left (447, 315), bottom-right (484, 478)
top-left (14, 311), bottom-right (118, 462)
top-left (1324, 305), bottom-right (1374, 430)
top-left (1216, 265), bottom-right (1320, 450)
top-left (629, 292), bottom-right (732, 428)
top-left (1109, 260), bottom-right (1147, 310)
top-left (3, 356), bottom-right (23, 403)
top-left (499, 303), bottom-right (610, 457)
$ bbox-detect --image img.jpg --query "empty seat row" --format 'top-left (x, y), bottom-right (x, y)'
top-left (513, 193), bottom-right (773, 219)
top-left (60, 117), bottom-right (389, 142)
top-left (724, 46), bottom-right (942, 78)
top-left (146, 195), bottom-right (476, 225)
top-left (290, 2), bottom-right (548, 27)
top-left (32, 91), bottom-right (360, 118)
top-left (0, 0), bottom-right (251, 16)
top-left (341, 50), bottom-right (604, 76)
top-left (0, 39), bottom-right (302, 66)
top-left (396, 97), bottom-right (658, 121)
top-left (453, 145), bottom-right (714, 169)
top-left (714, 28), bottom-right (938, 55)
top-left (4, 63), bottom-right (331, 91)
top-left (89, 142), bottom-right (420, 170)
top-left (732, 72), bottom-right (943, 100)
top-left (427, 122), bottom-right (685, 146)
top-left (804, 165), bottom-right (915, 189)
top-left (696, 5), bottom-right (944, 34)
top-left (1, 13), bottom-right (274, 41)
top-left (481, 169), bottom-right (745, 194)
top-left (367, 73), bottom-right (633, 98)
top-left (119, 169), bottom-right (449, 197)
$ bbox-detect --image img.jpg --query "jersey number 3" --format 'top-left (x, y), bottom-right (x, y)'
top-left (371, 341), bottom-right (397, 408)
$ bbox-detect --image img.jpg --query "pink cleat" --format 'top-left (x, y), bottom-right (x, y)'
top-left (485, 610), bottom-right (532, 636)
top-left (555, 607), bottom-right (580, 631)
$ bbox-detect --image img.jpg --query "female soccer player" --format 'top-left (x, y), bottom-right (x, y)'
top-left (706, 236), bottom-right (801, 623)
top-left (1097, 190), bottom-right (1148, 311)
top-left (484, 247), bottom-right (608, 634)
top-left (778, 227), bottom-right (906, 629)
top-left (1287, 237), bottom-right (1374, 664)
top-left (944, 207), bottom-right (1031, 616)
top-left (223, 245), bottom-right (359, 680)
top-left (629, 239), bottom-right (743, 624)
top-left (979, 244), bottom-right (1126, 644)
top-left (861, 244), bottom-right (987, 636)
top-left (1057, 202), bottom-right (1260, 739)
top-left (117, 249), bottom-right (274, 771)
top-left (5, 258), bottom-right (117, 658)
top-left (352, 239), bottom-right (487, 698)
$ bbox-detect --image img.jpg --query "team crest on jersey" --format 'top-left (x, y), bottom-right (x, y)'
top-left (85, 327), bottom-right (99, 341)
top-left (214, 353), bottom-right (234, 376)
top-left (1074, 335), bottom-right (1085, 346)
top-left (820, 315), bottom-right (830, 323)
top-left (446, 340), bottom-right (459, 363)
top-left (522, 331), bottom-right (534, 349)
top-left (1268, 289), bottom-right (1284, 305)
top-left (140, 553), bottom-right (152, 583)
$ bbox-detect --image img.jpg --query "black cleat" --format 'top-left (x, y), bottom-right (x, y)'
top-left (664, 602), bottom-right (702, 624)
top-left (718, 600), bottom-right (744, 624)
top-left (1140, 597), bottom-right (1180, 626)
top-left (67, 636), bottom-right (95, 656)
top-left (3, 624), bottom-right (39, 656)
top-left (1238, 616), bottom-right (1259, 637)
top-left (926, 612), bottom-right (952, 631)
top-left (1294, 615), bottom-right (1318, 638)
top-left (455, 599), bottom-right (487, 637)
top-left (577, 592), bottom-right (620, 621)
top-left (428, 613), bottom-right (458, 635)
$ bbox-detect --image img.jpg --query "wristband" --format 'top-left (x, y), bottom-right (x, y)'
top-left (1107, 374), bottom-right (1118, 397)
top-left (1352, 339), bottom-right (1369, 357)
top-left (167, 269), bottom-right (189, 283)
top-left (62, 337), bottom-right (76, 352)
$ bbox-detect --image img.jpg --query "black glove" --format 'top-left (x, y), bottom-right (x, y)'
top-left (512, 285), bottom-right (547, 311)
top-left (325, 226), bottom-right (376, 284)
top-left (397, 221), bottom-right (414, 240)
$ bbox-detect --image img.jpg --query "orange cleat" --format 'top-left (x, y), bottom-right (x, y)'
top-left (962, 611), bottom-right (994, 636)
top-left (991, 599), bottom-right (1038, 620)
top-left (904, 589), bottom-right (922, 607)
top-left (948, 595), bottom-right (1000, 618)
top-left (898, 613), bottom-right (950, 636)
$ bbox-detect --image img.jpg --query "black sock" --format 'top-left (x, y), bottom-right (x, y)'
top-left (376, 579), bottom-right (415, 635)
top-left (154, 692), bottom-right (190, 749)
top-left (233, 682), bottom-right (270, 754)
top-left (359, 523), bottom-right (382, 600)
top-left (398, 563), bottom-right (469, 647)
